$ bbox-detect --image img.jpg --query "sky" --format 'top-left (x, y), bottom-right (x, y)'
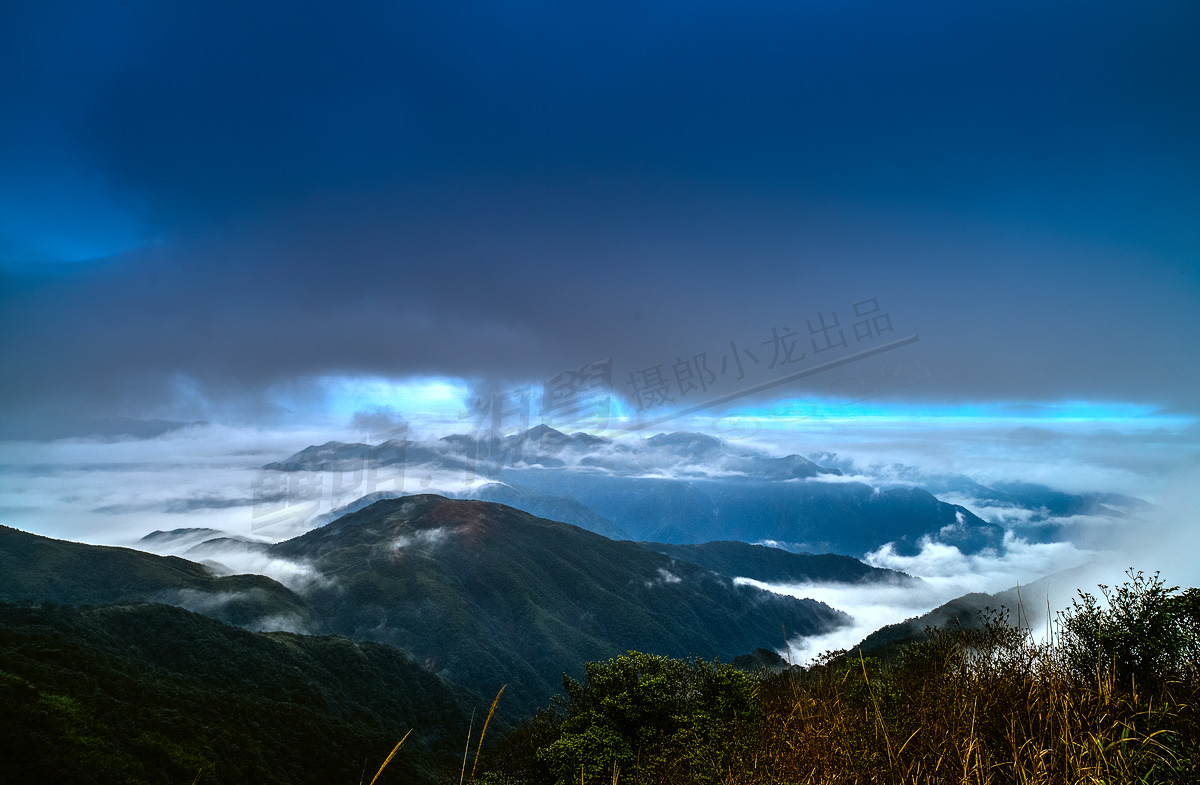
top-left (2, 0), bottom-right (1198, 428)
top-left (1, 0), bottom-right (1199, 592)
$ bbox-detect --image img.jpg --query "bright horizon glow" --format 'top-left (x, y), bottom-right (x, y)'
top-left (320, 376), bottom-right (471, 424)
top-left (704, 399), bottom-right (1195, 430)
top-left (298, 373), bottom-right (1196, 439)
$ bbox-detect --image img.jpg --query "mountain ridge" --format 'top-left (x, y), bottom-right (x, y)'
top-left (640, 540), bottom-right (915, 585)
top-left (268, 494), bottom-right (847, 713)
top-left (0, 524), bottom-right (312, 632)
top-left (259, 428), bottom-right (1006, 556)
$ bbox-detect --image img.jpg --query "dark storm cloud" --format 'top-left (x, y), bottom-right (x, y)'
top-left (2, 0), bottom-right (1198, 421)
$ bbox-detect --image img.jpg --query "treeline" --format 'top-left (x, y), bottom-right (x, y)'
top-left (478, 570), bottom-right (1200, 784)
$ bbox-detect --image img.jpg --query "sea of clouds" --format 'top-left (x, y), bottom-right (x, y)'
top-left (1, 414), bottom-right (1195, 660)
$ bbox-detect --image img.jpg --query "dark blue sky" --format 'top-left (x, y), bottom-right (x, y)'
top-left (2, 0), bottom-right (1198, 430)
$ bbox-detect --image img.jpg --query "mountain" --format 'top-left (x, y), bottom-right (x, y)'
top-left (0, 525), bottom-right (311, 632)
top-left (850, 565), bottom-right (1096, 660)
top-left (511, 468), bottom-right (1002, 555)
top-left (306, 481), bottom-right (630, 541)
top-left (262, 427), bottom-right (608, 475)
top-left (137, 526), bottom-right (228, 553)
top-left (262, 438), bottom-right (450, 472)
top-left (466, 481), bottom-right (630, 540)
top-left (3, 508), bottom-right (844, 717)
top-left (440, 424), bottom-right (613, 469)
top-left (0, 602), bottom-right (478, 785)
top-left (808, 457), bottom-right (1147, 538)
top-left (268, 495), bottom-right (846, 714)
top-left (634, 432), bottom-right (842, 481)
top-left (182, 535), bottom-right (273, 560)
top-left (259, 428), bottom-right (1005, 556)
top-left (640, 541), bottom-right (915, 585)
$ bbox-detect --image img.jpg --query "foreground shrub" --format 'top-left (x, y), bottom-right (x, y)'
top-left (1059, 569), bottom-right (1200, 690)
top-left (489, 652), bottom-right (759, 785)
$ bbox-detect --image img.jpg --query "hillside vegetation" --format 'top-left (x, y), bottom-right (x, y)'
top-left (0, 525), bottom-right (310, 631)
top-left (269, 495), bottom-right (844, 715)
top-left (481, 571), bottom-right (1200, 785)
top-left (1, 499), bottom-right (849, 720)
top-left (1, 571), bottom-right (1196, 783)
top-left (0, 602), bottom-right (479, 785)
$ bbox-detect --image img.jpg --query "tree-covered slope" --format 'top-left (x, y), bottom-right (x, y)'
top-left (0, 602), bottom-right (480, 785)
top-left (640, 540), bottom-right (914, 585)
top-left (269, 495), bottom-right (846, 714)
top-left (0, 525), bottom-right (311, 631)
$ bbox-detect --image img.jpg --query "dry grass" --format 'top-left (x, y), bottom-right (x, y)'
top-left (366, 728), bottom-right (412, 785)
top-left (473, 685), bottom-right (508, 780)
top-left (478, 607), bottom-right (1197, 785)
top-left (751, 619), bottom-right (1198, 785)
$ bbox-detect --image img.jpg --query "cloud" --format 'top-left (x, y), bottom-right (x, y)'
top-left (1090, 463), bottom-right (1200, 591)
top-left (743, 534), bottom-right (1096, 665)
top-left (131, 521), bottom-right (330, 593)
top-left (797, 473), bottom-right (875, 485)
top-left (743, 462), bottom-right (1200, 667)
top-left (0, 410), bottom-right (1193, 671)
top-left (751, 420), bottom-right (1200, 500)
top-left (393, 527), bottom-right (451, 551)
top-left (196, 551), bottom-right (330, 593)
top-left (864, 533), bottom-right (1088, 584)
top-left (0, 422), bottom-right (385, 544)
top-left (737, 577), bottom-right (952, 666)
top-left (157, 588), bottom-right (311, 634)
top-left (349, 409), bottom-right (409, 441)
top-left (644, 568), bottom-right (683, 588)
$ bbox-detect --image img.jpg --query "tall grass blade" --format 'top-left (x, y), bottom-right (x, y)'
top-left (471, 684), bottom-right (507, 780)
top-left (367, 728), bottom-right (412, 785)
top-left (460, 709), bottom-right (475, 785)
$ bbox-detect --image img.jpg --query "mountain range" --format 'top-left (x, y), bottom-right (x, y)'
top-left (262, 427), bottom-right (1013, 556)
top-left (265, 494), bottom-right (845, 713)
top-left (4, 496), bottom-right (872, 715)
top-left (640, 540), bottom-right (914, 585)
top-left (1, 481), bottom-right (1097, 779)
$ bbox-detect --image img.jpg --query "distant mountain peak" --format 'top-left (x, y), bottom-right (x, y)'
top-left (272, 494), bottom-right (564, 559)
top-left (138, 527), bottom-right (233, 555)
top-left (141, 527), bottom-right (225, 541)
top-left (523, 423), bottom-right (565, 439)
top-left (647, 432), bottom-right (723, 451)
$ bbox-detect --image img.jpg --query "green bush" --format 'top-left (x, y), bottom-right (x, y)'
top-left (1059, 569), bottom-right (1200, 689)
top-left (531, 652), bottom-right (759, 785)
